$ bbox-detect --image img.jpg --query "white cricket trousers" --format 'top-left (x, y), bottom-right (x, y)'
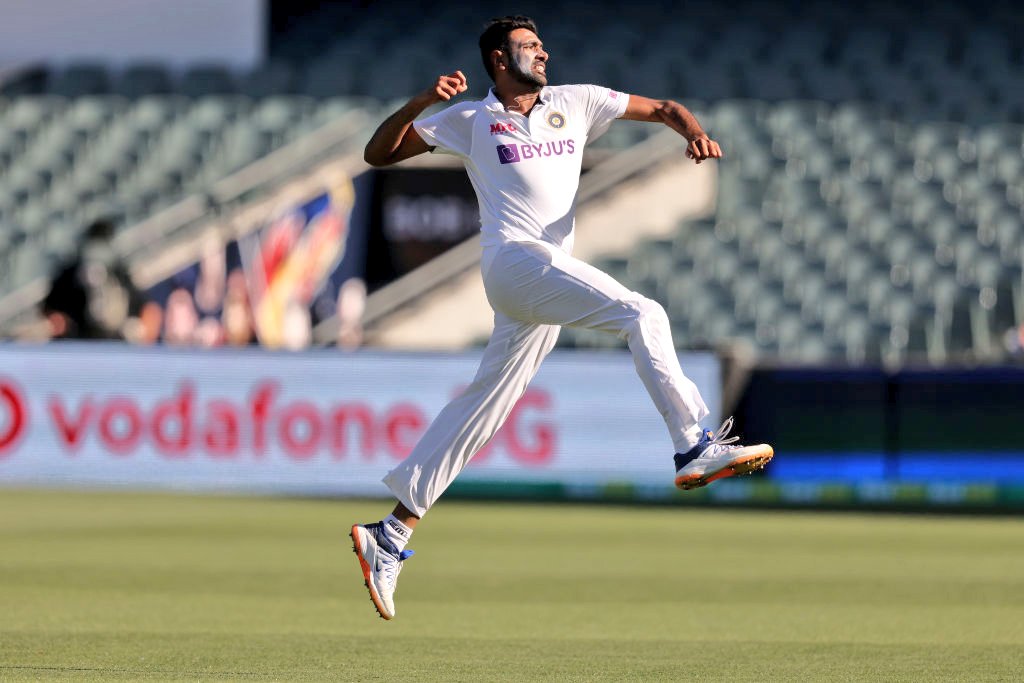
top-left (383, 239), bottom-right (710, 517)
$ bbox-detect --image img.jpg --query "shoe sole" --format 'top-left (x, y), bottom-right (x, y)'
top-left (675, 445), bottom-right (775, 490)
top-left (349, 526), bottom-right (393, 620)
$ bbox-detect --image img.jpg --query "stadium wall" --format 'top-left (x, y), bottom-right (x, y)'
top-left (3, 345), bottom-right (1021, 511)
top-left (0, 343), bottom-right (720, 497)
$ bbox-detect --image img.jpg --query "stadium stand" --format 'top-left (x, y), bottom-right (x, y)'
top-left (560, 103), bottom-right (1024, 364)
top-left (0, 0), bottom-right (1021, 362)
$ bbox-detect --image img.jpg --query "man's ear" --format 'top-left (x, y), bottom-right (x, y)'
top-left (492, 49), bottom-right (505, 71)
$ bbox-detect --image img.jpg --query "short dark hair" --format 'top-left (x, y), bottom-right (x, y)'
top-left (479, 15), bottom-right (539, 82)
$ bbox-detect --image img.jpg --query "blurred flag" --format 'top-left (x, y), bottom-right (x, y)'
top-left (239, 180), bottom-right (356, 348)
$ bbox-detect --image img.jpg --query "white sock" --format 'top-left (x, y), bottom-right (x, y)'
top-left (681, 424), bottom-right (705, 451)
top-left (382, 514), bottom-right (412, 551)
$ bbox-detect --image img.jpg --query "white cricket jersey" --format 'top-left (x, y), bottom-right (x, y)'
top-left (413, 84), bottom-right (628, 265)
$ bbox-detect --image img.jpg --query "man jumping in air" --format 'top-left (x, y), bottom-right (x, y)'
top-left (352, 15), bottom-right (774, 620)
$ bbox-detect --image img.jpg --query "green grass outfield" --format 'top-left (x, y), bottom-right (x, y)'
top-left (1, 490), bottom-right (1022, 682)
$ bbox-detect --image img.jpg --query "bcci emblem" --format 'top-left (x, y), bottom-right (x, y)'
top-left (547, 111), bottom-right (566, 129)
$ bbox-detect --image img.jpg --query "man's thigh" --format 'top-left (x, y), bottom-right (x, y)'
top-left (485, 241), bottom-right (638, 329)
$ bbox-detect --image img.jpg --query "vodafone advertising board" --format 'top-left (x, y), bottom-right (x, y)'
top-left (0, 345), bottom-right (720, 496)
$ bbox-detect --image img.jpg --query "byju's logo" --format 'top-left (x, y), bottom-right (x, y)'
top-left (495, 140), bottom-right (576, 165)
top-left (496, 144), bottom-right (521, 164)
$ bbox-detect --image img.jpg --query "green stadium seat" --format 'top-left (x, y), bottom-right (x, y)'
top-left (592, 256), bottom-right (628, 284)
top-left (993, 149), bottom-right (1024, 186)
top-left (188, 96), bottom-right (244, 131)
top-left (989, 213), bottom-right (1021, 263)
top-left (976, 125), bottom-right (1023, 165)
top-left (42, 220), bottom-right (81, 262)
top-left (239, 63), bottom-right (297, 98)
top-left (301, 60), bottom-right (356, 98)
top-left (5, 97), bottom-right (64, 137)
top-left (7, 168), bottom-right (46, 206)
top-left (928, 149), bottom-right (962, 183)
top-left (908, 122), bottom-right (965, 161)
top-left (47, 64), bottom-right (111, 97)
top-left (65, 96), bottom-right (121, 134)
top-left (116, 64), bottom-right (173, 97)
top-left (664, 271), bottom-right (703, 321)
top-left (180, 65), bottom-right (237, 97)
top-left (10, 242), bottom-right (48, 288)
top-left (731, 273), bottom-right (764, 324)
top-left (127, 96), bottom-right (182, 132)
top-left (626, 239), bottom-right (674, 296)
top-left (250, 96), bottom-right (314, 143)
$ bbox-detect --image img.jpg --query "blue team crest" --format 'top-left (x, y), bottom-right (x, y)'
top-left (547, 111), bottom-right (566, 129)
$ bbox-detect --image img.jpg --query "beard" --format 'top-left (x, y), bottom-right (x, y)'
top-left (507, 52), bottom-right (546, 88)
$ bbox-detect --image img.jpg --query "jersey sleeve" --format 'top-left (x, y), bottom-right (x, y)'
top-left (412, 104), bottom-right (475, 158)
top-left (570, 84), bottom-right (629, 141)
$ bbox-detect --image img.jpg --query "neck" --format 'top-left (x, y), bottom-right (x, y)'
top-left (494, 83), bottom-right (542, 113)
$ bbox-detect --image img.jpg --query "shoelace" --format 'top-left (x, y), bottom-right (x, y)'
top-left (378, 548), bottom-right (416, 588)
top-left (699, 416), bottom-right (740, 458)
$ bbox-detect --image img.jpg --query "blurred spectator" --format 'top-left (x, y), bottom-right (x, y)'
top-left (222, 268), bottom-right (255, 346)
top-left (281, 298), bottom-right (312, 350)
top-left (1004, 323), bottom-right (1024, 359)
top-left (336, 277), bottom-right (367, 350)
top-left (194, 237), bottom-right (227, 317)
top-left (163, 287), bottom-right (199, 345)
top-left (41, 219), bottom-right (145, 340)
top-left (194, 316), bottom-right (225, 348)
top-left (122, 301), bottom-right (164, 345)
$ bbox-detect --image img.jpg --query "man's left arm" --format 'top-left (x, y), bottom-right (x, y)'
top-left (622, 95), bottom-right (722, 164)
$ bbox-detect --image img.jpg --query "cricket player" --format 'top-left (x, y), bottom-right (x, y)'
top-left (351, 16), bottom-right (774, 620)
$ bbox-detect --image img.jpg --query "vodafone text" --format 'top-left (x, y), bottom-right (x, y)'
top-left (0, 378), bottom-right (555, 465)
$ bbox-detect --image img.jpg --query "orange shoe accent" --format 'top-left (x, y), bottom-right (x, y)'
top-left (675, 445), bottom-right (775, 491)
top-left (350, 526), bottom-right (393, 620)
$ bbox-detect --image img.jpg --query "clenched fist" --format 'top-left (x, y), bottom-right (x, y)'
top-left (429, 71), bottom-right (468, 103)
top-left (685, 134), bottom-right (723, 164)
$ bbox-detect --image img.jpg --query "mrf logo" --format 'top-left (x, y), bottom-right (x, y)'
top-left (496, 140), bottom-right (576, 164)
top-left (489, 122), bottom-right (517, 135)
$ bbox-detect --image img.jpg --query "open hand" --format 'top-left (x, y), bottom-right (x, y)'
top-left (685, 135), bottom-right (723, 164)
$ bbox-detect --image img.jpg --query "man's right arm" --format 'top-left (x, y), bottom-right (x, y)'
top-left (363, 71), bottom-right (468, 167)
top-left (622, 95), bottom-right (722, 164)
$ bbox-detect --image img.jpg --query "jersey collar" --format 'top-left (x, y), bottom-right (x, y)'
top-left (484, 87), bottom-right (548, 112)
